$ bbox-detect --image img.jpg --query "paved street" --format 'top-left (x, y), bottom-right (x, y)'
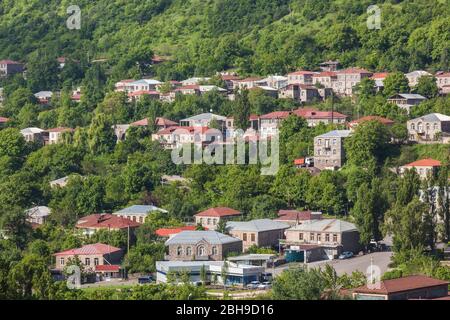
top-left (271, 251), bottom-right (393, 277)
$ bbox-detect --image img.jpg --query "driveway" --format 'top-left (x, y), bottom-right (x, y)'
top-left (270, 251), bottom-right (393, 277)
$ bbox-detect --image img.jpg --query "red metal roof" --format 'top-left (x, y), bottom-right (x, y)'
top-left (276, 210), bottom-right (320, 221)
top-left (95, 265), bottom-right (121, 272)
top-left (54, 243), bottom-right (122, 256)
top-left (294, 158), bottom-right (305, 165)
top-left (128, 90), bottom-right (159, 96)
top-left (349, 116), bottom-right (394, 126)
top-left (155, 226), bottom-right (199, 237)
top-left (336, 68), bottom-right (372, 75)
top-left (259, 111), bottom-right (292, 120)
top-left (313, 71), bottom-right (337, 77)
top-left (194, 207), bottom-right (241, 218)
top-left (288, 70), bottom-right (315, 76)
top-left (404, 158), bottom-right (442, 167)
top-left (131, 117), bottom-right (177, 127)
top-left (76, 214), bottom-right (141, 230)
top-left (371, 72), bottom-right (389, 79)
top-left (353, 275), bottom-right (449, 295)
top-left (294, 108), bottom-right (347, 119)
top-left (0, 117), bottom-right (9, 123)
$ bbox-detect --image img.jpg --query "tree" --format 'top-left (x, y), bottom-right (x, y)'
top-left (87, 114), bottom-right (116, 154)
top-left (272, 267), bottom-right (326, 300)
top-left (216, 219), bottom-right (229, 234)
top-left (0, 206), bottom-right (32, 250)
top-left (383, 72), bottom-right (410, 97)
top-left (0, 128), bottom-right (26, 159)
top-left (26, 49), bottom-right (59, 92)
top-left (413, 76), bottom-right (439, 99)
top-left (233, 89), bottom-right (251, 130)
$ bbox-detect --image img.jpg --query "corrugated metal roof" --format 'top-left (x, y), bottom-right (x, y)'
top-left (165, 231), bottom-right (241, 245)
top-left (114, 205), bottom-right (168, 216)
top-left (288, 219), bottom-right (357, 233)
top-left (227, 219), bottom-right (290, 232)
top-left (316, 130), bottom-right (352, 138)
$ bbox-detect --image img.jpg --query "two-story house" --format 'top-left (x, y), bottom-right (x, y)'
top-left (194, 207), bottom-right (242, 230)
top-left (333, 68), bottom-right (373, 96)
top-left (387, 94), bottom-right (427, 113)
top-left (0, 60), bottom-right (24, 77)
top-left (407, 113), bottom-right (450, 144)
top-left (314, 130), bottom-right (352, 170)
top-left (287, 71), bottom-right (316, 85)
top-left (399, 158), bottom-right (442, 179)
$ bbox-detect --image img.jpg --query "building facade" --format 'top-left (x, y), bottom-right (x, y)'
top-left (314, 130), bottom-right (351, 170)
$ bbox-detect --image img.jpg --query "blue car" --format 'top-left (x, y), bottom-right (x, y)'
top-left (338, 251), bottom-right (354, 260)
top-left (138, 275), bottom-right (154, 284)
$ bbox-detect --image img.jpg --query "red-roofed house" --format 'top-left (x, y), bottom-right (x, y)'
top-left (348, 116), bottom-right (394, 130)
top-left (0, 59), bottom-right (24, 77)
top-left (400, 158), bottom-right (442, 179)
top-left (194, 207), bottom-right (242, 230)
top-left (436, 72), bottom-right (450, 94)
top-left (274, 210), bottom-right (322, 226)
top-left (312, 71), bottom-right (337, 88)
top-left (279, 84), bottom-right (323, 103)
top-left (287, 71), bottom-right (316, 85)
top-left (42, 127), bottom-right (75, 145)
top-left (131, 117), bottom-right (178, 130)
top-left (334, 68), bottom-right (373, 96)
top-left (151, 126), bottom-right (211, 149)
top-left (76, 214), bottom-right (140, 236)
top-left (294, 108), bottom-right (347, 127)
top-left (155, 226), bottom-right (199, 238)
top-left (128, 90), bottom-right (160, 102)
top-left (351, 275), bottom-right (449, 300)
top-left (53, 243), bottom-right (123, 279)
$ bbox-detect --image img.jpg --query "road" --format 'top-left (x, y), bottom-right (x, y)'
top-left (271, 251), bottom-right (393, 277)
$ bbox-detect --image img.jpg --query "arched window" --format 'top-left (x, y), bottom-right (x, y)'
top-left (186, 246), bottom-right (192, 256)
top-left (177, 246), bottom-right (182, 256)
top-left (411, 123), bottom-right (415, 130)
top-left (426, 123), bottom-right (430, 131)
top-left (212, 246), bottom-right (218, 255)
top-left (197, 246), bottom-right (206, 256)
top-left (418, 122), bottom-right (423, 131)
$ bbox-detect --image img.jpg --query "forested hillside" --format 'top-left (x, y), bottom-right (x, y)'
top-left (0, 0), bottom-right (449, 81)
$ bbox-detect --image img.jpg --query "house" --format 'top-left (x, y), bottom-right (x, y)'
top-left (130, 117), bottom-right (178, 130)
top-left (20, 127), bottom-right (44, 143)
top-left (175, 85), bottom-right (227, 96)
top-left (250, 85), bottom-right (279, 98)
top-left (258, 111), bottom-right (291, 137)
top-left (181, 77), bottom-right (210, 86)
top-left (314, 130), bottom-right (352, 170)
top-left (312, 71), bottom-right (337, 88)
top-left (219, 74), bottom-right (241, 91)
top-left (348, 116), bottom-right (395, 130)
top-left (258, 75), bottom-right (288, 89)
top-left (156, 260), bottom-right (264, 286)
top-left (151, 126), bottom-right (211, 149)
top-left (194, 207), bottom-right (242, 230)
top-left (333, 68), bottom-right (373, 96)
top-left (283, 219), bottom-right (361, 262)
top-left (112, 124), bottom-right (130, 142)
top-left (407, 113), bottom-right (450, 144)
top-left (351, 275), bottom-right (449, 300)
top-left (0, 116), bottom-right (9, 127)
top-left (164, 230), bottom-right (242, 261)
top-left (114, 79), bottom-right (135, 92)
top-left (406, 70), bottom-right (432, 87)
top-left (287, 71), bottom-right (315, 85)
top-left (53, 243), bottom-right (124, 280)
top-left (180, 113), bottom-right (227, 129)
top-left (0, 60), bottom-right (24, 77)
top-left (226, 219), bottom-right (290, 251)
top-left (399, 158), bottom-right (442, 179)
top-left (161, 175), bottom-right (190, 185)
top-left (50, 176), bottom-right (71, 188)
top-left (43, 127), bottom-right (74, 145)
top-left (127, 90), bottom-right (160, 102)
top-left (34, 91), bottom-right (53, 104)
top-left (232, 77), bottom-right (264, 90)
top-left (293, 108), bottom-right (347, 127)
top-left (57, 57), bottom-right (66, 68)
top-left (75, 214), bottom-right (140, 236)
top-left (155, 226), bottom-right (198, 238)
top-left (127, 79), bottom-right (162, 92)
top-left (273, 210), bottom-right (322, 226)
top-left (71, 88), bottom-right (82, 102)
top-left (436, 72), bottom-right (450, 94)
top-left (113, 205), bottom-right (168, 224)
top-left (387, 94), bottom-right (427, 113)
top-left (319, 60), bottom-right (340, 72)
top-left (278, 84), bottom-right (321, 103)
top-left (25, 206), bottom-right (51, 225)
top-left (370, 72), bottom-right (390, 92)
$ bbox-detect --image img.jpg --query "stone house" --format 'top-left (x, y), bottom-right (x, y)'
top-left (407, 113), bottom-right (450, 144)
top-left (313, 130), bottom-right (352, 170)
top-left (194, 207), bottom-right (242, 231)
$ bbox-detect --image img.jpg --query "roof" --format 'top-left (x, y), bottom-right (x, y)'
top-left (131, 117), bottom-right (178, 127)
top-left (403, 158), bottom-right (442, 167)
top-left (294, 108), bottom-right (347, 119)
top-left (165, 231), bottom-right (241, 246)
top-left (353, 275), bottom-right (448, 295)
top-left (181, 113), bottom-right (227, 122)
top-left (226, 219), bottom-right (290, 232)
top-left (350, 116), bottom-right (394, 126)
top-left (221, 74), bottom-right (241, 81)
top-left (406, 70), bottom-right (432, 77)
top-left (294, 158), bottom-right (305, 165)
top-left (315, 130), bottom-right (352, 138)
top-left (436, 72), bottom-right (450, 78)
top-left (54, 243), bottom-right (122, 256)
top-left (26, 206), bottom-right (51, 218)
top-left (0, 117), bottom-right (10, 123)
top-left (336, 68), bottom-right (372, 75)
top-left (34, 91), bottom-right (53, 98)
top-left (259, 111), bottom-right (291, 120)
top-left (276, 210), bottom-right (322, 221)
top-left (129, 79), bottom-right (162, 86)
top-left (228, 254), bottom-right (276, 261)
top-left (20, 127), bottom-right (44, 134)
top-left (155, 226), bottom-right (198, 237)
top-left (76, 214), bottom-right (141, 229)
top-left (389, 93), bottom-right (427, 100)
top-left (371, 72), bottom-right (389, 79)
top-left (313, 71), bottom-right (337, 77)
top-left (95, 265), bottom-right (121, 272)
top-left (288, 70), bottom-right (316, 76)
top-left (410, 113), bottom-right (450, 122)
top-left (156, 125), bottom-right (209, 135)
top-left (113, 205), bottom-right (167, 216)
top-left (194, 207), bottom-right (241, 217)
top-left (0, 59), bottom-right (22, 65)
top-left (288, 219), bottom-right (358, 233)
top-left (234, 77), bottom-right (263, 82)
top-left (128, 90), bottom-right (159, 96)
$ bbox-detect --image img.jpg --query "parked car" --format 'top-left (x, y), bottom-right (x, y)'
top-left (246, 281), bottom-right (261, 289)
top-left (338, 251), bottom-right (354, 260)
top-left (257, 282), bottom-right (272, 290)
top-left (138, 275), bottom-right (154, 284)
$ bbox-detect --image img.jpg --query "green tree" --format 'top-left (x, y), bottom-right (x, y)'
top-left (383, 72), bottom-right (410, 97)
top-left (233, 89), bottom-right (251, 130)
top-left (26, 49), bottom-right (59, 92)
top-left (413, 76), bottom-right (439, 99)
top-left (87, 114), bottom-right (116, 154)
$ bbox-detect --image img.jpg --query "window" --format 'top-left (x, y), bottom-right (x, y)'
top-left (212, 246), bottom-right (218, 255)
top-left (434, 123), bottom-right (438, 130)
top-left (310, 233), bottom-right (315, 241)
top-left (243, 233), bottom-right (247, 241)
top-left (251, 234), bottom-right (255, 242)
top-left (60, 257), bottom-right (65, 266)
top-left (94, 258), bottom-right (99, 266)
top-left (426, 123), bottom-right (430, 131)
top-left (325, 234), bottom-right (330, 242)
top-left (332, 139), bottom-right (337, 145)
top-left (418, 123), bottom-right (423, 131)
top-left (333, 149), bottom-right (336, 155)
top-left (139, 216), bottom-right (144, 223)
top-left (299, 233), bottom-right (303, 240)
top-left (333, 234), bottom-right (338, 242)
top-left (85, 258), bottom-right (90, 266)
top-left (213, 219), bottom-right (217, 225)
top-left (186, 246), bottom-right (192, 256)
top-left (207, 218), bottom-right (211, 225)
top-left (317, 234), bottom-right (321, 242)
top-left (177, 246), bottom-right (182, 256)
top-left (199, 218), bottom-right (203, 224)
top-left (318, 139), bottom-right (322, 145)
top-left (197, 246), bottom-right (206, 256)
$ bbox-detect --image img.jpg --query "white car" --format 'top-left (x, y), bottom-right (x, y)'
top-left (257, 282), bottom-right (272, 290)
top-left (246, 281), bottom-right (261, 289)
